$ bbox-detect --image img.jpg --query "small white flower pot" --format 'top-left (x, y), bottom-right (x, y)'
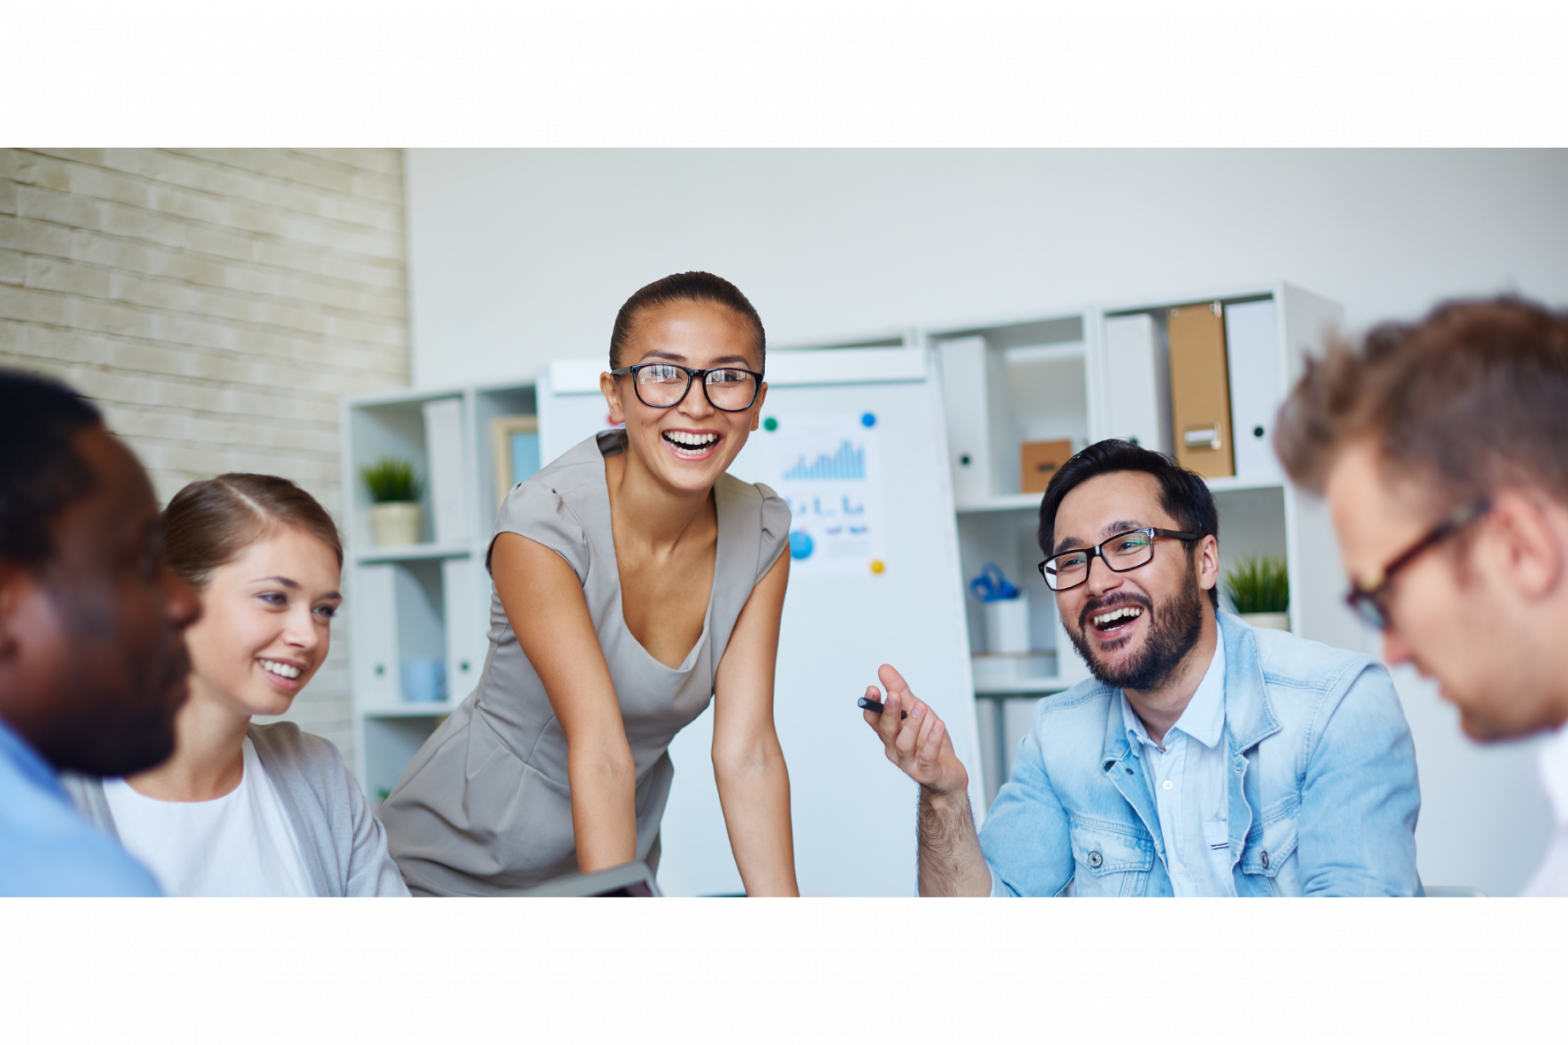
top-left (369, 502), bottom-right (422, 547)
top-left (1239, 612), bottom-right (1291, 632)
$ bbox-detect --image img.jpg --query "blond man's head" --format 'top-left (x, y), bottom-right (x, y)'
top-left (1276, 296), bottom-right (1568, 740)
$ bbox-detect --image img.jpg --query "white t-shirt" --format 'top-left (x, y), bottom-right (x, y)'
top-left (104, 736), bottom-right (314, 897)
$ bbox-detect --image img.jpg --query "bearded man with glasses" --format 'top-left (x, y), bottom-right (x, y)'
top-left (862, 439), bottom-right (1421, 896)
top-left (1276, 296), bottom-right (1568, 896)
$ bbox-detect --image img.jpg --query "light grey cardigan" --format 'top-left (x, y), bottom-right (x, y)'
top-left (63, 722), bottom-right (409, 898)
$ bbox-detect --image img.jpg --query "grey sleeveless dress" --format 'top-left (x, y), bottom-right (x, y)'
top-left (380, 430), bottom-right (790, 896)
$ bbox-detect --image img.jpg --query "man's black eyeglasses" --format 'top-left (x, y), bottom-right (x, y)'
top-left (1345, 498), bottom-right (1491, 631)
top-left (610, 363), bottom-right (764, 413)
top-left (1037, 527), bottom-right (1205, 592)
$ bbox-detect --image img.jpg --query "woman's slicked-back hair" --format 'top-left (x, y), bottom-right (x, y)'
top-left (163, 473), bottom-right (342, 589)
top-left (1037, 439), bottom-right (1221, 609)
top-left (609, 271), bottom-right (766, 371)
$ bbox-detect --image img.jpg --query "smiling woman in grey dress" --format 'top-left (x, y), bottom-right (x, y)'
top-left (381, 273), bottom-right (799, 896)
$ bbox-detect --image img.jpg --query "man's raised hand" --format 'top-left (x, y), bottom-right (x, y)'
top-left (861, 663), bottom-right (969, 796)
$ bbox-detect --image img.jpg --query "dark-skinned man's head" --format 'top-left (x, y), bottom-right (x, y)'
top-left (0, 370), bottom-right (200, 776)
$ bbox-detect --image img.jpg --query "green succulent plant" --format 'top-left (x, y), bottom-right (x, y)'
top-left (360, 457), bottom-right (424, 503)
top-left (1224, 554), bottom-right (1290, 615)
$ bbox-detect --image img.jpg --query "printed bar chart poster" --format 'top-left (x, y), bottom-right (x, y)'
top-left (759, 413), bottom-right (886, 579)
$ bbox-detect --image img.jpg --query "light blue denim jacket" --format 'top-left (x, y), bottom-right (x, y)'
top-left (978, 612), bottom-right (1422, 896)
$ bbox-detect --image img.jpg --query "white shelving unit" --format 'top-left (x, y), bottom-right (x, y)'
top-left (340, 378), bottom-right (537, 804)
top-left (928, 309), bottom-right (1098, 804)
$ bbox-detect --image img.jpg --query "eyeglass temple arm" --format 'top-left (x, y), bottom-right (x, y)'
top-left (1354, 498), bottom-right (1492, 595)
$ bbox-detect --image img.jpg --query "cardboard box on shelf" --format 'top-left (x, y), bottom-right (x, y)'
top-left (1019, 439), bottom-right (1074, 494)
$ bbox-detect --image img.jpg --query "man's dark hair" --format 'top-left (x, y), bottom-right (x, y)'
top-left (609, 271), bottom-right (767, 371)
top-left (0, 370), bottom-right (104, 566)
top-left (1037, 439), bottom-right (1221, 610)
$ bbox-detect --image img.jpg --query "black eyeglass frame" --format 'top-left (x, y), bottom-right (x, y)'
top-left (609, 363), bottom-right (765, 413)
top-left (1036, 527), bottom-right (1205, 592)
top-left (1345, 498), bottom-right (1491, 631)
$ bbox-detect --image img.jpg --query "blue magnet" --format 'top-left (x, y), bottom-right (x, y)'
top-left (861, 412), bottom-right (876, 427)
top-left (788, 530), bottom-right (814, 560)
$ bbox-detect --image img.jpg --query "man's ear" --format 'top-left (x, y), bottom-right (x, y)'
top-left (1196, 534), bottom-right (1221, 592)
top-left (1485, 489), bottom-right (1565, 602)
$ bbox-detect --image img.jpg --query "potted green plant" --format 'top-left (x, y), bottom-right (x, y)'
top-left (361, 457), bottom-right (424, 548)
top-left (1224, 554), bottom-right (1290, 631)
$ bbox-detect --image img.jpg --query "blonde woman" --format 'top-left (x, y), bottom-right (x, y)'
top-left (67, 474), bottom-right (407, 897)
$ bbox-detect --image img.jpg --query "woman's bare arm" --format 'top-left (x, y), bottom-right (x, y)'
top-left (710, 550), bottom-right (799, 896)
top-left (491, 531), bottom-right (637, 874)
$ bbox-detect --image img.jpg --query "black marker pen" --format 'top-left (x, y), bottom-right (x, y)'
top-left (857, 696), bottom-right (908, 719)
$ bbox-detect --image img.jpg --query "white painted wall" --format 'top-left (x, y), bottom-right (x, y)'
top-left (406, 149), bottom-right (1568, 386)
top-left (404, 148), bottom-right (1568, 897)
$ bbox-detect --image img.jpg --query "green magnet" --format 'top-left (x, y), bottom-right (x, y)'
top-left (763, 417), bottom-right (778, 431)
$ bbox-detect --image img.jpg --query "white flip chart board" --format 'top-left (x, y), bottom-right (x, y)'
top-left (538, 348), bottom-right (985, 896)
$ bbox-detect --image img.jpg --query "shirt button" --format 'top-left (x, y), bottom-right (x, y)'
top-left (1162, 780), bottom-right (1173, 791)
top-left (1087, 850), bottom-right (1104, 869)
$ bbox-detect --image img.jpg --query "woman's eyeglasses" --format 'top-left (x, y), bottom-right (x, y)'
top-left (610, 363), bottom-right (763, 412)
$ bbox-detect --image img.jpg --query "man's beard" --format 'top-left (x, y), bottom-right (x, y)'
top-left (1064, 557), bottom-right (1205, 693)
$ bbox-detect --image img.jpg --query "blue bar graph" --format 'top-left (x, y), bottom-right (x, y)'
top-left (782, 440), bottom-right (866, 481)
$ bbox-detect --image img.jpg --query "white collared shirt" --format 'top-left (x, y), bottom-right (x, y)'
top-left (1121, 626), bottom-right (1236, 897)
top-left (1522, 718), bottom-right (1568, 896)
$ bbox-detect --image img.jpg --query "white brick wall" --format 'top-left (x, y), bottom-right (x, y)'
top-left (0, 148), bottom-right (411, 762)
